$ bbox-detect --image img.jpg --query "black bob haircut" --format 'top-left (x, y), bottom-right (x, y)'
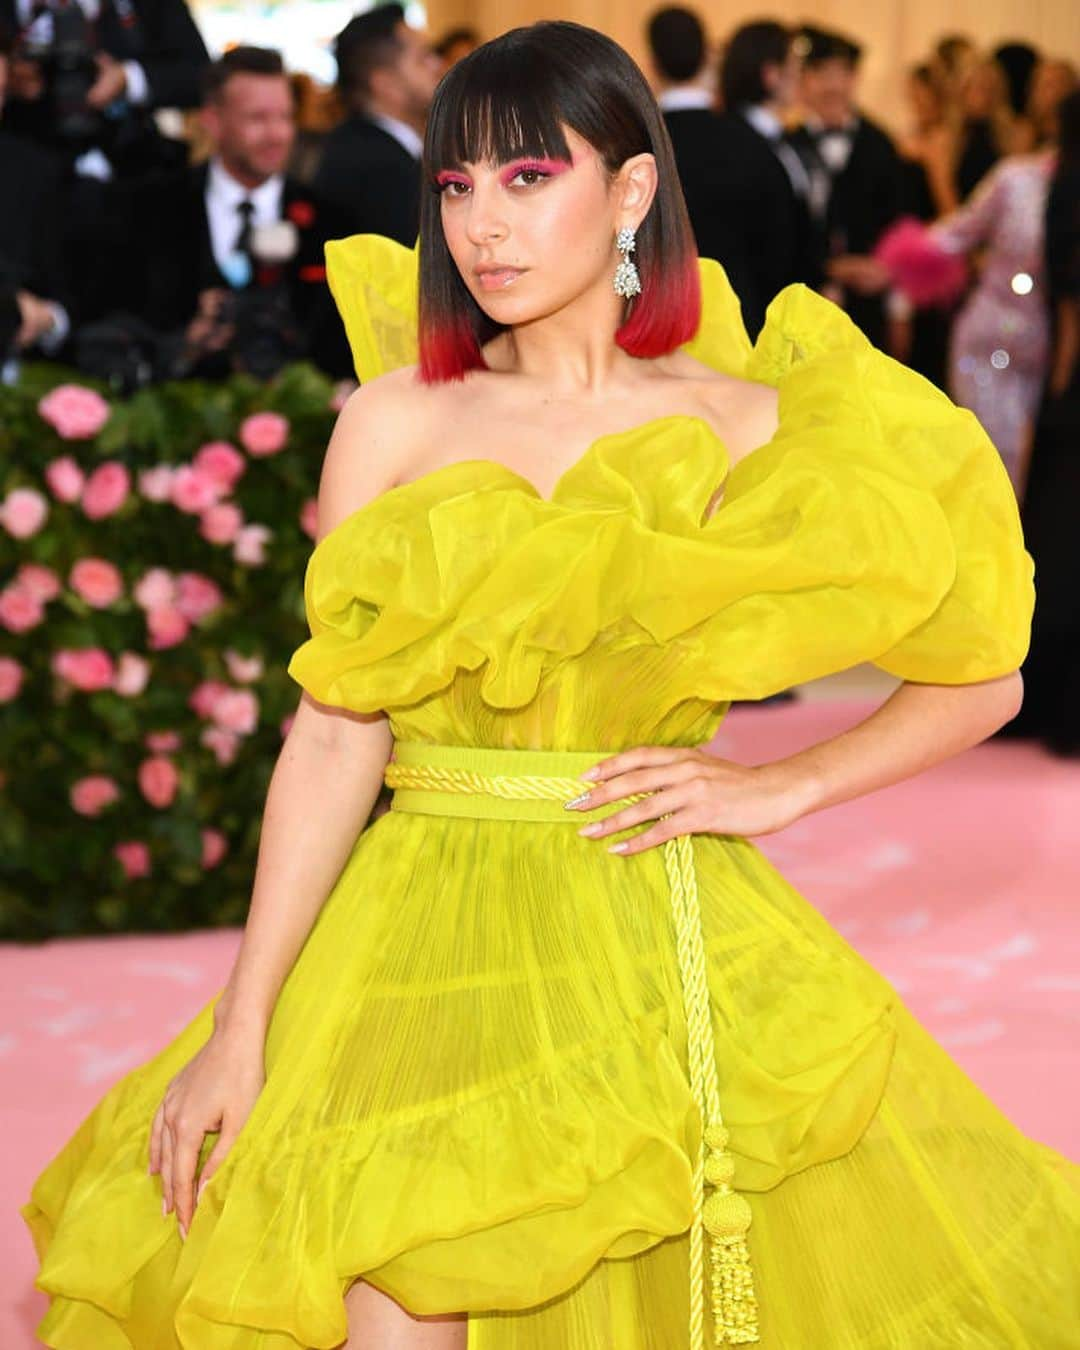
top-left (417, 20), bottom-right (700, 383)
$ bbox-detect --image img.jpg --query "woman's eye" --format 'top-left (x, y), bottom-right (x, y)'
top-left (437, 179), bottom-right (470, 196)
top-left (510, 167), bottom-right (549, 187)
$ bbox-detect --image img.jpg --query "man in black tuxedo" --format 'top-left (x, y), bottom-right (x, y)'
top-left (130, 46), bottom-right (352, 380)
top-left (647, 12), bottom-right (816, 339)
top-left (787, 27), bottom-right (904, 349)
top-left (0, 25), bottom-right (71, 377)
top-left (313, 2), bottom-right (443, 246)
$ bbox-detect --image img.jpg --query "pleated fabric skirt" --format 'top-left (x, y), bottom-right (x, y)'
top-left (22, 744), bottom-right (1080, 1348)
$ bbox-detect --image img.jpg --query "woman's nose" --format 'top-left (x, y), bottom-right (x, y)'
top-left (464, 186), bottom-right (509, 245)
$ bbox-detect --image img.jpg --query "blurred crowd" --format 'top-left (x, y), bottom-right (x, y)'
top-left (1, 4), bottom-right (1077, 749)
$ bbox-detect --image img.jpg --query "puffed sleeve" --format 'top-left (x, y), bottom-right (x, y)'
top-left (738, 284), bottom-right (1034, 685)
top-left (324, 233), bottom-right (419, 382)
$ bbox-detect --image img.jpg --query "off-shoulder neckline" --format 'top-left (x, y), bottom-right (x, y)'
top-left (313, 411), bottom-right (761, 552)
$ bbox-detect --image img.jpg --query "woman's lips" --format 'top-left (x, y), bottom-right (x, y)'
top-left (476, 268), bottom-right (524, 291)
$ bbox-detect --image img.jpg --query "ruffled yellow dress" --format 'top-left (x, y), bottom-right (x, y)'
top-left (22, 236), bottom-right (1080, 1350)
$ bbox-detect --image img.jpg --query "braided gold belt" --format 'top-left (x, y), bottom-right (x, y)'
top-left (384, 741), bottom-right (760, 1347)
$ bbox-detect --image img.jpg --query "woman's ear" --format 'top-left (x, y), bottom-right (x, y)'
top-left (616, 152), bottom-right (659, 232)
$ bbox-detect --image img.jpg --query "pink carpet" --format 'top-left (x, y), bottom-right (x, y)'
top-left (4, 698), bottom-right (1079, 1346)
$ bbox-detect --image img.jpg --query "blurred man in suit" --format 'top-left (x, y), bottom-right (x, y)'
top-left (313, 2), bottom-right (443, 246)
top-left (647, 10), bottom-right (814, 339)
top-left (1, 0), bottom-right (208, 323)
top-left (0, 24), bottom-right (71, 378)
top-left (788, 26), bottom-right (904, 348)
top-left (131, 46), bottom-right (351, 380)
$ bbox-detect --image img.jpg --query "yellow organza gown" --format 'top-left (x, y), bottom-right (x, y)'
top-left (22, 237), bottom-right (1080, 1349)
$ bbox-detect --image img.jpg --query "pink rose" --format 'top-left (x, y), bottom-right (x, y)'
top-left (193, 441), bottom-right (246, 490)
top-left (145, 730), bottom-right (181, 752)
top-left (211, 687), bottom-right (259, 735)
top-left (45, 456), bottom-right (86, 502)
top-left (0, 586), bottom-right (45, 633)
top-left (138, 755), bottom-right (179, 809)
top-left (170, 464), bottom-right (224, 514)
top-left (189, 679), bottom-right (229, 719)
top-left (52, 647), bottom-right (115, 691)
top-left (133, 567), bottom-right (176, 611)
top-left (146, 606), bottom-right (190, 650)
top-left (69, 557), bottom-right (123, 608)
top-left (329, 380), bottom-right (356, 413)
top-left (201, 828), bottom-right (228, 869)
top-left (200, 725), bottom-right (240, 765)
top-left (70, 774), bottom-right (120, 816)
top-left (0, 487), bottom-right (49, 539)
top-left (200, 502), bottom-right (243, 545)
top-left (113, 651), bottom-right (151, 697)
top-left (38, 384), bottom-right (111, 439)
top-left (175, 572), bottom-right (223, 622)
top-left (239, 411), bottom-right (289, 457)
top-left (299, 497), bottom-right (318, 540)
top-left (114, 841), bottom-right (151, 880)
top-left (279, 712), bottom-right (295, 739)
top-left (82, 462), bottom-right (130, 520)
top-left (233, 523), bottom-right (271, 567)
top-left (0, 656), bottom-right (25, 702)
top-left (224, 648), bottom-right (264, 683)
top-left (138, 464), bottom-right (176, 503)
top-left (16, 563), bottom-right (61, 602)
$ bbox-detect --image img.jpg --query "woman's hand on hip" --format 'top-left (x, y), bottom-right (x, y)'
top-left (565, 745), bottom-right (814, 855)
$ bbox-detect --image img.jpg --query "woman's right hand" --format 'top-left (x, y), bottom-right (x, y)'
top-left (148, 1026), bottom-right (266, 1239)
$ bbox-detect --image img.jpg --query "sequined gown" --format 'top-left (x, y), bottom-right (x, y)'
top-left (931, 151), bottom-right (1056, 495)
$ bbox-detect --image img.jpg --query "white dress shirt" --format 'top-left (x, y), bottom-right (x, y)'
top-left (370, 113), bottom-right (424, 161)
top-left (657, 86), bottom-right (714, 113)
top-left (740, 104), bottom-right (812, 201)
top-left (205, 158), bottom-right (285, 278)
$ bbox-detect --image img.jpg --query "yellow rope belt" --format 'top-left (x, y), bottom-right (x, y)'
top-left (384, 742), bottom-right (760, 1347)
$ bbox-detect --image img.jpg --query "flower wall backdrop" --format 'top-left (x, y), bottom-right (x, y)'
top-left (0, 363), bottom-right (344, 939)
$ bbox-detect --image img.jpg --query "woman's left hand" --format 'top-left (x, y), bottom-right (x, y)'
top-left (566, 745), bottom-right (815, 855)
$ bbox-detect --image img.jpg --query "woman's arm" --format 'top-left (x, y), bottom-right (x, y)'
top-left (210, 700), bottom-right (392, 1040)
top-left (213, 374), bottom-right (421, 1034)
top-left (766, 669), bottom-right (1023, 819)
top-left (568, 672), bottom-right (1023, 853)
top-left (151, 373), bottom-right (421, 1236)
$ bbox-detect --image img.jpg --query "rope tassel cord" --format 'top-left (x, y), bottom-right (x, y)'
top-left (384, 757), bottom-right (761, 1347)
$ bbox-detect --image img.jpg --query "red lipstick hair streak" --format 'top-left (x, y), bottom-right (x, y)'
top-left (616, 249), bottom-right (702, 358)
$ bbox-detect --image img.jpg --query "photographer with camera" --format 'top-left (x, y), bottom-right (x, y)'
top-left (0, 0), bottom-right (208, 323)
top-left (0, 0), bottom-right (207, 171)
top-left (127, 46), bottom-right (352, 384)
top-left (0, 24), bottom-right (72, 382)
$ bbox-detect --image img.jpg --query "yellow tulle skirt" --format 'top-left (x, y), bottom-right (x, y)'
top-left (21, 741), bottom-right (1080, 1349)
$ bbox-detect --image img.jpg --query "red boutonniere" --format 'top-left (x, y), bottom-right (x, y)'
top-left (287, 200), bottom-right (316, 229)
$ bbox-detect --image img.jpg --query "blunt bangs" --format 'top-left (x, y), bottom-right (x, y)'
top-left (424, 46), bottom-right (575, 179)
top-left (417, 21), bottom-right (702, 383)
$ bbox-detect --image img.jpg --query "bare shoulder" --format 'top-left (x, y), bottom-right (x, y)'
top-left (665, 351), bottom-right (780, 466)
top-left (313, 365), bottom-right (438, 541)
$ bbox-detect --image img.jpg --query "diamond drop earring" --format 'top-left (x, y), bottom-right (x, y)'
top-left (613, 226), bottom-right (642, 299)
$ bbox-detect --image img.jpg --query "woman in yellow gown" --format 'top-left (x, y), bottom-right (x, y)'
top-left (22, 20), bottom-right (1079, 1350)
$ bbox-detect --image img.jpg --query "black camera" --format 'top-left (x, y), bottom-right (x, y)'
top-left (19, 4), bottom-right (103, 147)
